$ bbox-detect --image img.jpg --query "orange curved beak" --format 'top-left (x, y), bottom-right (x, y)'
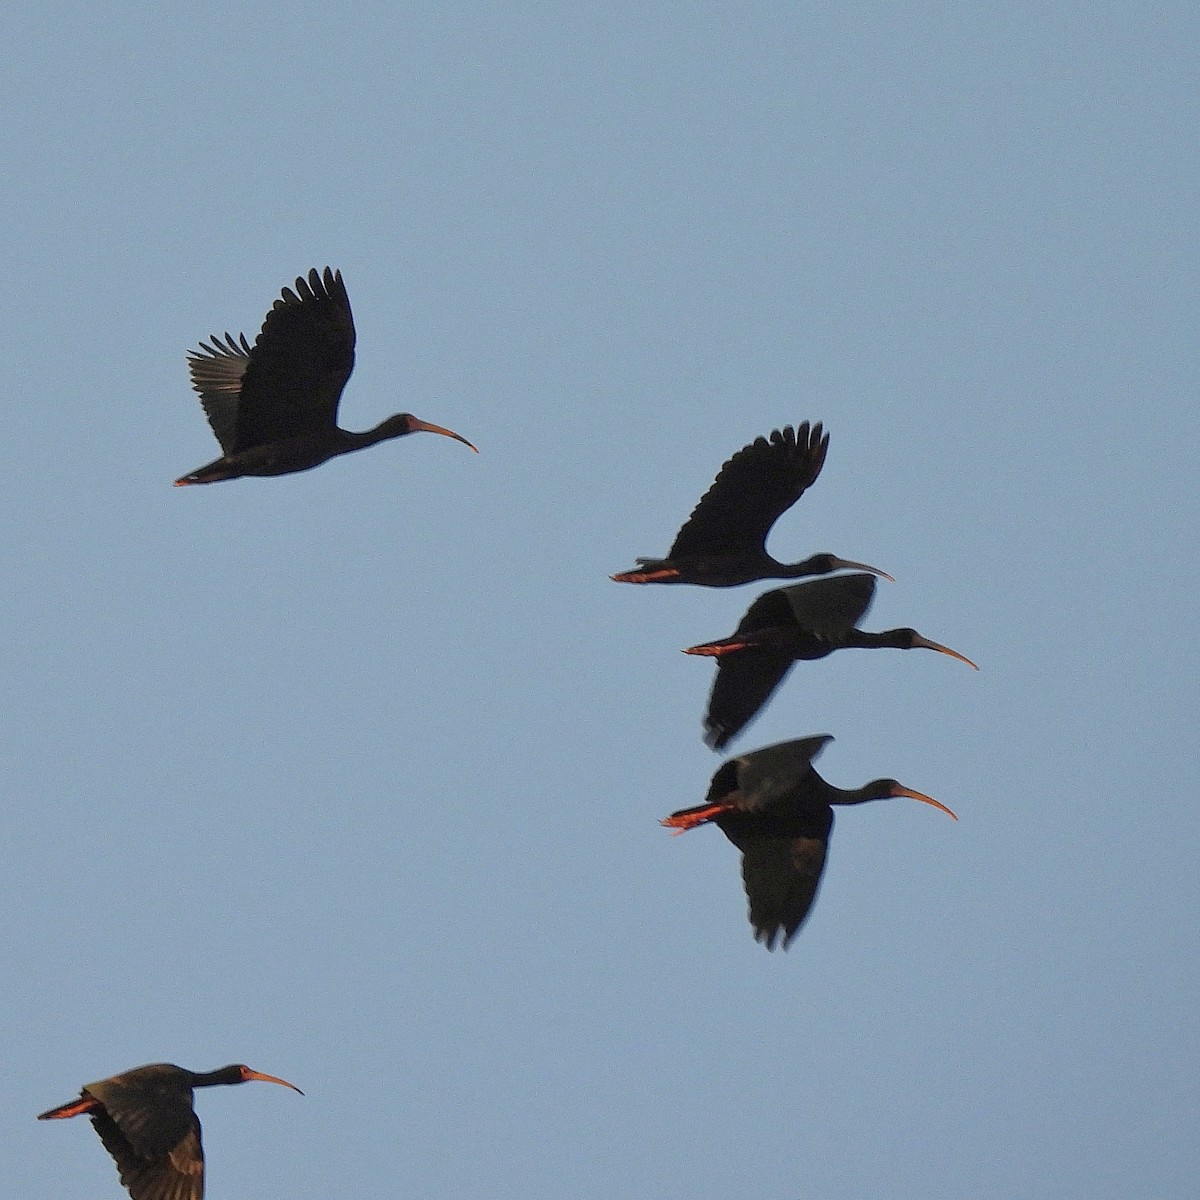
top-left (891, 785), bottom-right (958, 821)
top-left (912, 634), bottom-right (979, 670)
top-left (410, 418), bottom-right (478, 453)
top-left (243, 1068), bottom-right (304, 1095)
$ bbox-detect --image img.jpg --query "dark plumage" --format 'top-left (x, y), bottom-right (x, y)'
top-left (38, 1062), bottom-right (302, 1200)
top-left (176, 267), bottom-right (477, 485)
top-left (611, 422), bottom-right (890, 586)
top-left (662, 736), bottom-right (957, 949)
top-left (686, 573), bottom-right (978, 750)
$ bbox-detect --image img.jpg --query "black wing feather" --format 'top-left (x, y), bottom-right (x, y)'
top-left (701, 589), bottom-right (802, 750)
top-left (730, 736), bottom-right (833, 810)
top-left (716, 806), bottom-right (833, 949)
top-left (703, 647), bottom-right (793, 751)
top-left (738, 832), bottom-right (830, 949)
top-left (233, 267), bottom-right (356, 450)
top-left (668, 423), bottom-right (828, 559)
top-left (778, 573), bottom-right (877, 638)
top-left (733, 587), bottom-right (798, 635)
top-left (84, 1072), bottom-right (196, 1162)
top-left (91, 1108), bottom-right (203, 1200)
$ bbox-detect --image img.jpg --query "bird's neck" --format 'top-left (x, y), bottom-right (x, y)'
top-left (338, 424), bottom-right (390, 451)
top-left (843, 627), bottom-right (912, 651)
top-left (190, 1066), bottom-right (244, 1088)
top-left (778, 554), bottom-right (834, 579)
top-left (826, 780), bottom-right (889, 808)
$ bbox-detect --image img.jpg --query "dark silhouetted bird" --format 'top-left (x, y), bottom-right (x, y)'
top-left (611, 422), bottom-right (890, 586)
top-left (38, 1061), bottom-right (302, 1200)
top-left (662, 736), bottom-right (957, 948)
top-left (686, 573), bottom-right (978, 749)
top-left (175, 267), bottom-right (477, 485)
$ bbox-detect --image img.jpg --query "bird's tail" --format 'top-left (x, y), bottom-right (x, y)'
top-left (173, 469), bottom-right (222, 486)
top-left (173, 454), bottom-right (237, 486)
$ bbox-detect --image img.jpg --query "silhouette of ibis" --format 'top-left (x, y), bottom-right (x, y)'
top-left (175, 267), bottom-right (477, 485)
top-left (38, 1061), bottom-right (302, 1200)
top-left (611, 422), bottom-right (890, 586)
top-left (662, 736), bottom-right (957, 948)
top-left (686, 573), bottom-right (978, 750)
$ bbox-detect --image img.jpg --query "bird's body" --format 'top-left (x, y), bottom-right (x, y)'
top-left (38, 1061), bottom-right (301, 1200)
top-left (686, 573), bottom-right (978, 749)
top-left (662, 736), bottom-right (957, 949)
top-left (175, 267), bottom-right (476, 485)
top-left (611, 423), bottom-right (890, 587)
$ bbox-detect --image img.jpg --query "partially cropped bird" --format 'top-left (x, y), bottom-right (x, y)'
top-left (686, 573), bottom-right (978, 750)
top-left (175, 267), bottom-right (477, 485)
top-left (611, 422), bottom-right (890, 586)
top-left (38, 1061), bottom-right (302, 1200)
top-left (662, 736), bottom-right (957, 949)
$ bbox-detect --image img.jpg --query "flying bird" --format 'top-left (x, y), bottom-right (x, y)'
top-left (175, 267), bottom-right (477, 485)
top-left (611, 422), bottom-right (891, 586)
top-left (686, 573), bottom-right (978, 750)
top-left (662, 736), bottom-right (957, 948)
top-left (38, 1061), bottom-right (302, 1200)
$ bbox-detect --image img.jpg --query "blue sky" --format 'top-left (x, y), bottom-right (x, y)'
top-left (3, 5), bottom-right (1197, 1198)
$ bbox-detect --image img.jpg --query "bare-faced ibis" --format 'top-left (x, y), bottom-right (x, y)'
top-left (38, 1062), bottom-right (302, 1200)
top-left (175, 267), bottom-right (477, 485)
top-left (611, 423), bottom-right (891, 586)
top-left (662, 736), bottom-right (957, 948)
top-left (687, 573), bottom-right (978, 749)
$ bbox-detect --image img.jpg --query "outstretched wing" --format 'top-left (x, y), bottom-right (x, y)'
top-left (700, 589), bottom-right (799, 751)
top-left (234, 267), bottom-right (357, 450)
top-left (733, 586), bottom-right (797, 635)
top-left (186, 332), bottom-right (251, 454)
top-left (738, 832), bottom-right (830, 949)
top-left (703, 647), bottom-right (794, 751)
top-left (731, 735), bottom-right (833, 810)
top-left (92, 1108), bottom-right (204, 1200)
top-left (83, 1071), bottom-right (196, 1164)
top-left (717, 806), bottom-right (833, 949)
top-left (779, 572), bottom-right (877, 638)
top-left (668, 423), bottom-right (829, 559)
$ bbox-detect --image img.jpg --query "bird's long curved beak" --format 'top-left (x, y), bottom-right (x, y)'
top-left (831, 557), bottom-right (895, 583)
top-left (410, 418), bottom-right (479, 453)
top-left (244, 1070), bottom-right (304, 1095)
top-left (891, 785), bottom-right (958, 821)
top-left (913, 634), bottom-right (979, 670)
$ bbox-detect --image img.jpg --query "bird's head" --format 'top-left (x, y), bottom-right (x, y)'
top-left (794, 553), bottom-right (895, 581)
top-left (861, 779), bottom-right (958, 820)
top-left (376, 413), bottom-right (478, 451)
top-left (896, 628), bottom-right (979, 669)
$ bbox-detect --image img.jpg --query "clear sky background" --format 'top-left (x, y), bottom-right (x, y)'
top-left (3, 4), bottom-right (1196, 1198)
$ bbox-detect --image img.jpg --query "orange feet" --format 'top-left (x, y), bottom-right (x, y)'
top-left (37, 1096), bottom-right (99, 1120)
top-left (683, 641), bottom-right (752, 656)
top-left (610, 567), bottom-right (681, 583)
top-left (661, 803), bottom-right (731, 834)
